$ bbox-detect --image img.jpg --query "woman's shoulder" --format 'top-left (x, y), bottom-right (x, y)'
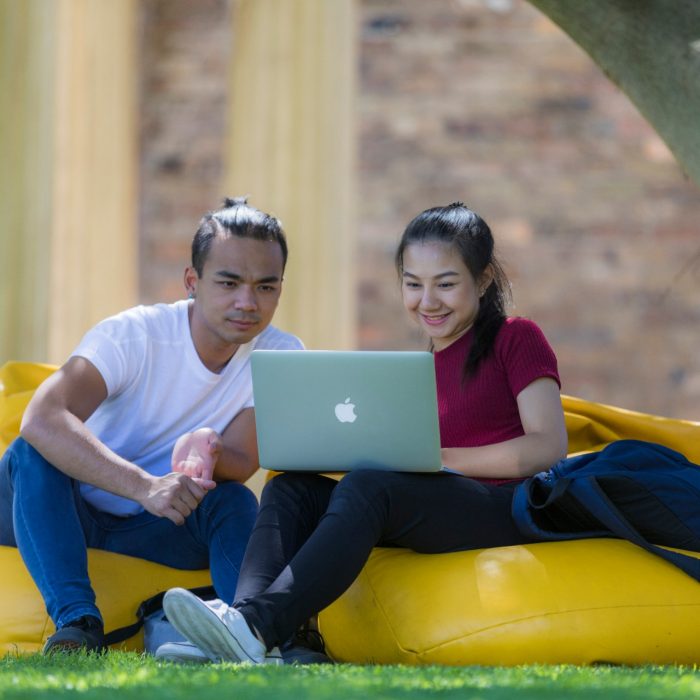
top-left (498, 316), bottom-right (548, 340)
top-left (493, 317), bottom-right (560, 389)
top-left (495, 316), bottom-right (556, 358)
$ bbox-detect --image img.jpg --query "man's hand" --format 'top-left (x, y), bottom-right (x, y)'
top-left (171, 428), bottom-right (222, 483)
top-left (140, 472), bottom-right (216, 525)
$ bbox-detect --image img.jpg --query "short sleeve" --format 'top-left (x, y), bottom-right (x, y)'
top-left (496, 318), bottom-right (561, 397)
top-left (70, 314), bottom-right (145, 397)
top-left (254, 326), bottom-right (305, 350)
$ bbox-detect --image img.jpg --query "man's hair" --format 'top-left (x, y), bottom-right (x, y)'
top-left (191, 196), bottom-right (288, 276)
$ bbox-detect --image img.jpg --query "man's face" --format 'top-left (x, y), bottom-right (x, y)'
top-left (186, 234), bottom-right (284, 356)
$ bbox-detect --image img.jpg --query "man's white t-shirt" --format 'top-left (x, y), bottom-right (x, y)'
top-left (70, 300), bottom-right (303, 516)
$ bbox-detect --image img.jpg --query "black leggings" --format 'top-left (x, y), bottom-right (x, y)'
top-left (234, 470), bottom-right (533, 648)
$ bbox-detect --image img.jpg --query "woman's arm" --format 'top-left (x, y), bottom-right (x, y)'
top-left (439, 377), bottom-right (568, 479)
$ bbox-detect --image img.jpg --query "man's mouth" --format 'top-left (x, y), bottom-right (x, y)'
top-left (227, 317), bottom-right (259, 329)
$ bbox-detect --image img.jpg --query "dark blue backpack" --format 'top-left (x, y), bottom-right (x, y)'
top-left (512, 439), bottom-right (700, 582)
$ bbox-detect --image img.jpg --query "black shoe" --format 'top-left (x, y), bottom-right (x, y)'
top-left (280, 625), bottom-right (334, 665)
top-left (43, 615), bottom-right (106, 655)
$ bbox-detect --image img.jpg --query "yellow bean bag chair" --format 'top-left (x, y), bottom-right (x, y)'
top-left (0, 362), bottom-right (56, 454)
top-left (0, 362), bottom-right (211, 654)
top-left (4, 360), bottom-right (700, 663)
top-left (318, 398), bottom-right (700, 665)
top-left (0, 546), bottom-right (211, 655)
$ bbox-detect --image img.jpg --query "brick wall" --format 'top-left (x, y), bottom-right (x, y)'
top-left (138, 0), bottom-right (231, 303)
top-left (138, 0), bottom-right (700, 419)
top-left (357, 0), bottom-right (700, 419)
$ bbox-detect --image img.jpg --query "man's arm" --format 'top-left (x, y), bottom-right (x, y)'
top-left (215, 407), bottom-right (259, 481)
top-left (172, 407), bottom-right (259, 483)
top-left (20, 356), bottom-right (213, 525)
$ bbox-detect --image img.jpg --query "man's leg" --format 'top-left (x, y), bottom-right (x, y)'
top-left (5, 438), bottom-right (102, 629)
top-left (0, 446), bottom-right (16, 546)
top-left (95, 480), bottom-right (258, 604)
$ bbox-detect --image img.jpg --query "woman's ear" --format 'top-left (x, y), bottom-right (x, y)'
top-left (478, 264), bottom-right (495, 297)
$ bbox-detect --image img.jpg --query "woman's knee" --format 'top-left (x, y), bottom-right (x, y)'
top-left (333, 469), bottom-right (398, 501)
top-left (261, 473), bottom-right (334, 503)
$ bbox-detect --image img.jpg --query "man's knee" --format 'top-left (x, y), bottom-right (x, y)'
top-left (203, 481), bottom-right (258, 521)
top-left (2, 437), bottom-right (67, 486)
top-left (0, 443), bottom-right (15, 546)
top-left (1, 437), bottom-right (29, 480)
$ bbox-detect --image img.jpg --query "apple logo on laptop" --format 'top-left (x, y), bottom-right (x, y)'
top-left (335, 397), bottom-right (357, 423)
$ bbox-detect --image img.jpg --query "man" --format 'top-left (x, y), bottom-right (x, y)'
top-left (0, 197), bottom-right (302, 654)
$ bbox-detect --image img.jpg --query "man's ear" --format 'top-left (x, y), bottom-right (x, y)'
top-left (183, 267), bottom-right (199, 297)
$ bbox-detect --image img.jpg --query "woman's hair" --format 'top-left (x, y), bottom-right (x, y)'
top-left (191, 196), bottom-right (288, 276)
top-left (394, 202), bottom-right (512, 377)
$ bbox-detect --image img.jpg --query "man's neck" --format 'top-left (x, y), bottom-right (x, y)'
top-left (201, 347), bottom-right (239, 374)
top-left (187, 305), bottom-right (241, 373)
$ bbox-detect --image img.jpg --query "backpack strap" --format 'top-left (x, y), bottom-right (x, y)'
top-left (567, 476), bottom-right (700, 582)
top-left (103, 584), bottom-right (216, 646)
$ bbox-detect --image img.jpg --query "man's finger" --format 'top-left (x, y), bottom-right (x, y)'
top-left (192, 477), bottom-right (217, 491)
top-left (165, 506), bottom-right (186, 526)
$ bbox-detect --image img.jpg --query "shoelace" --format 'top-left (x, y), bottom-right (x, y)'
top-left (292, 626), bottom-right (325, 653)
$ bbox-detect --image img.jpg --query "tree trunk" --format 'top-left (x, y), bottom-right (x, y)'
top-left (528, 0), bottom-right (700, 189)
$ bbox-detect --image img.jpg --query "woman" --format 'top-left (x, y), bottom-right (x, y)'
top-left (162, 202), bottom-right (568, 664)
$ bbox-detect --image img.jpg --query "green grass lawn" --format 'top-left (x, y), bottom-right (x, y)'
top-left (1, 653), bottom-right (699, 700)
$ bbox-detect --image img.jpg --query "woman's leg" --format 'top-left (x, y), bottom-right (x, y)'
top-left (237, 470), bottom-right (527, 648)
top-left (234, 473), bottom-right (338, 602)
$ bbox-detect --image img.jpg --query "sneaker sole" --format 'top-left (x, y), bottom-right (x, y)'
top-left (163, 588), bottom-right (260, 664)
top-left (155, 642), bottom-right (211, 665)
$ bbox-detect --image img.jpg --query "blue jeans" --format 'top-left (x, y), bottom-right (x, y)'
top-left (0, 438), bottom-right (257, 629)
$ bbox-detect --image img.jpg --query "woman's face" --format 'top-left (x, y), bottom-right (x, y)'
top-left (401, 240), bottom-right (490, 352)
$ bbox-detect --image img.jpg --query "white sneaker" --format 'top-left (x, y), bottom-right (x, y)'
top-left (155, 641), bottom-right (209, 664)
top-left (162, 588), bottom-right (267, 664)
top-left (154, 640), bottom-right (283, 666)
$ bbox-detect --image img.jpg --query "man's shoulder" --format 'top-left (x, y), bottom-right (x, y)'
top-left (254, 325), bottom-right (305, 350)
top-left (92, 301), bottom-right (187, 336)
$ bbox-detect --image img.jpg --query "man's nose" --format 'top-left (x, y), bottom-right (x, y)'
top-left (234, 286), bottom-right (258, 310)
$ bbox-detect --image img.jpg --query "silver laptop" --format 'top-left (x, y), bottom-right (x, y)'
top-left (251, 350), bottom-right (442, 472)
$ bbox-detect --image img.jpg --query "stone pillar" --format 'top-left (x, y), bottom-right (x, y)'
top-left (224, 0), bottom-right (357, 350)
top-left (0, 0), bottom-right (138, 365)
